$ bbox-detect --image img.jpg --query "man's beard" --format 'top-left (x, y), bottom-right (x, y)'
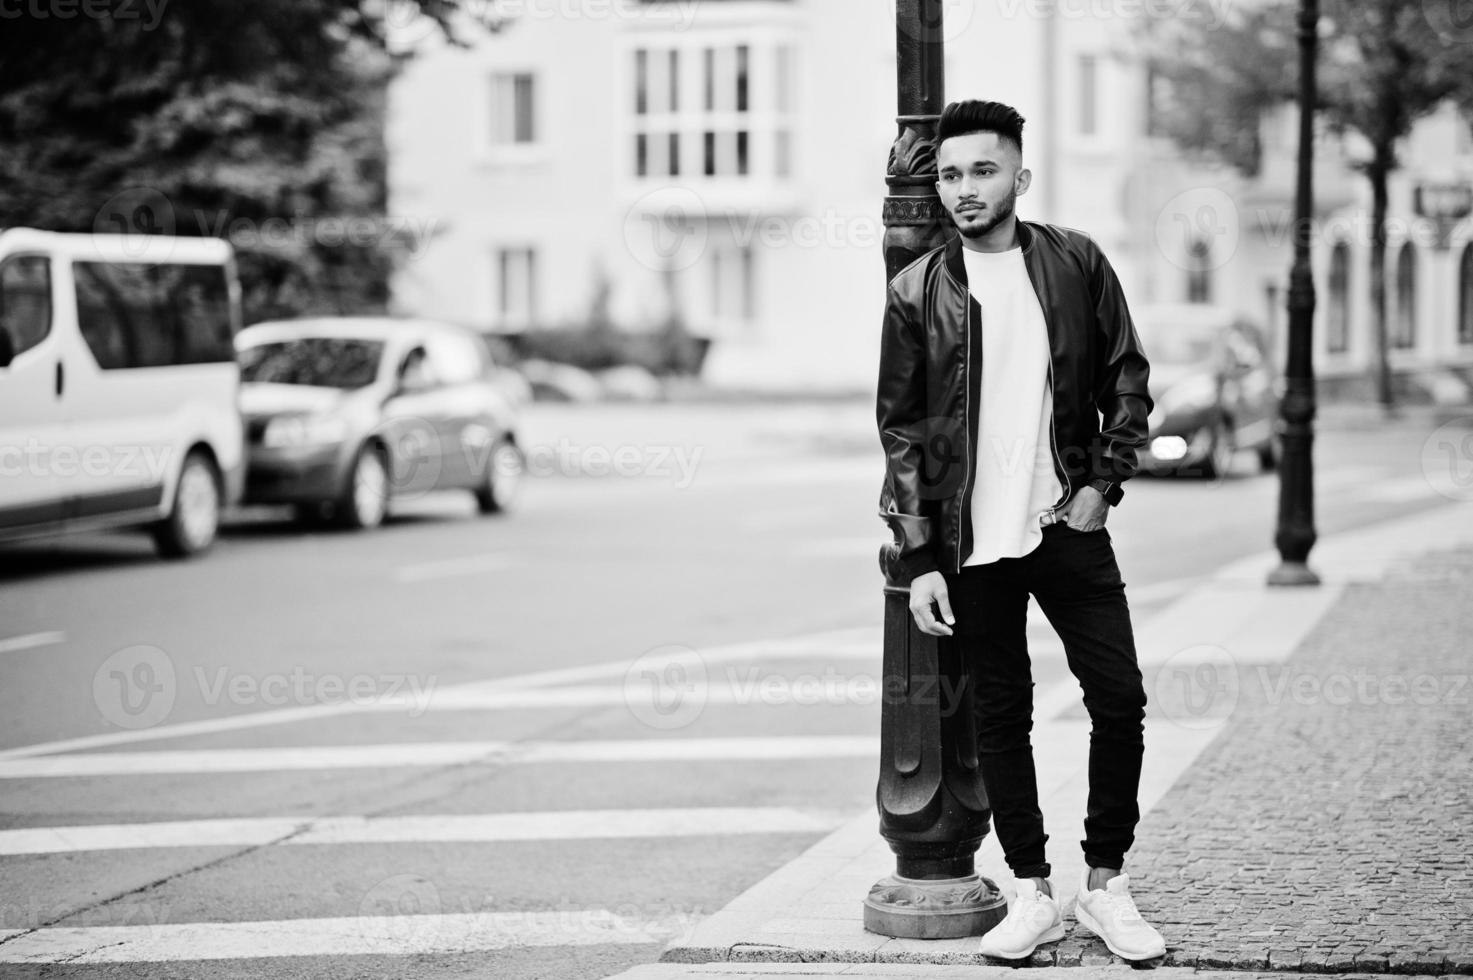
top-left (955, 190), bottom-right (1017, 239)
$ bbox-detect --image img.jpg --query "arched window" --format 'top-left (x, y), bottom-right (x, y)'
top-left (1459, 243), bottom-right (1473, 346)
top-left (1392, 243), bottom-right (1417, 350)
top-left (1186, 237), bottom-right (1212, 304)
top-left (1327, 242), bottom-right (1350, 353)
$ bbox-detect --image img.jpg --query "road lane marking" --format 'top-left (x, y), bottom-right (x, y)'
top-left (0, 807), bottom-right (851, 855)
top-left (0, 736), bottom-right (877, 778)
top-left (0, 632), bottom-right (65, 655)
top-left (394, 553), bottom-right (515, 582)
top-left (0, 910), bottom-right (688, 963)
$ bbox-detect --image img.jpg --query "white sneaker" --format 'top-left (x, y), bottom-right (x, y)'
top-left (1073, 870), bottom-right (1167, 961)
top-left (977, 879), bottom-right (1065, 960)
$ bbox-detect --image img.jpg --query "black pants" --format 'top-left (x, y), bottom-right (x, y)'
top-left (942, 523), bottom-right (1146, 880)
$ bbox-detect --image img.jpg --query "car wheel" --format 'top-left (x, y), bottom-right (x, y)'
top-left (153, 451), bottom-right (221, 559)
top-left (1201, 419), bottom-right (1236, 481)
top-left (338, 444), bottom-right (390, 529)
top-left (475, 439), bottom-right (524, 514)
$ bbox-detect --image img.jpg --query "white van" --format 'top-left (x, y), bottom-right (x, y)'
top-left (0, 229), bottom-right (245, 558)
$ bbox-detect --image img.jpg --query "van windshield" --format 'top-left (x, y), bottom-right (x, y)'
top-left (239, 337), bottom-right (384, 389)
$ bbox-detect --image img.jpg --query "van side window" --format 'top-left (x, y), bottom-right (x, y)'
top-left (0, 255), bottom-right (52, 365)
top-left (73, 261), bottom-right (235, 370)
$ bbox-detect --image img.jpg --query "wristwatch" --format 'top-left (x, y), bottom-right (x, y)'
top-left (1087, 478), bottom-right (1124, 507)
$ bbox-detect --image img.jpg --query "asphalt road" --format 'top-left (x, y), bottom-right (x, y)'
top-left (0, 400), bottom-right (1461, 979)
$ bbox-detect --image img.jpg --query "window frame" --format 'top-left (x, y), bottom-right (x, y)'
top-left (492, 246), bottom-right (538, 331)
top-left (1392, 242), bottom-right (1418, 351)
top-left (1326, 241), bottom-right (1351, 355)
top-left (478, 69), bottom-right (543, 165)
top-left (0, 252), bottom-right (54, 366)
top-left (1458, 242), bottom-right (1473, 347)
top-left (623, 30), bottom-right (798, 184)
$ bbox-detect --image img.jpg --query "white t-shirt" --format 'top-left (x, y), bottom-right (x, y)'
top-left (960, 245), bottom-right (1064, 566)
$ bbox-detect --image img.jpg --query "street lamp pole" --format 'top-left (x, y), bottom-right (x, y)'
top-left (865, 0), bottom-right (1006, 940)
top-left (1268, 0), bottom-right (1321, 588)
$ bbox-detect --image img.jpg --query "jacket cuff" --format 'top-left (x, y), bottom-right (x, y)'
top-left (901, 550), bottom-right (940, 579)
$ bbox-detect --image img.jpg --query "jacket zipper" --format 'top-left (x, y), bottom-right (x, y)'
top-left (956, 294), bottom-right (972, 573)
top-left (1046, 356), bottom-right (1072, 517)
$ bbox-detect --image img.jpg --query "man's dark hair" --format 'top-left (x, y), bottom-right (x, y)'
top-left (936, 100), bottom-right (1025, 155)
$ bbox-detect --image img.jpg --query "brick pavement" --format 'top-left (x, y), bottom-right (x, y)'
top-left (1112, 545), bottom-right (1473, 972)
top-left (615, 514), bottom-right (1473, 979)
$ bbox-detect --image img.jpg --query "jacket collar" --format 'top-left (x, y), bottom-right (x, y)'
top-left (942, 219), bottom-right (1037, 286)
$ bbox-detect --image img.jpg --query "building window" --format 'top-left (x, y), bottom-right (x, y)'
top-left (711, 244), bottom-right (755, 325)
top-left (495, 247), bottom-right (536, 329)
top-left (630, 39), bottom-right (794, 181)
top-left (1459, 243), bottom-right (1473, 346)
top-left (1078, 54), bottom-right (1098, 137)
top-left (1327, 242), bottom-right (1350, 353)
top-left (1393, 243), bottom-right (1417, 349)
top-left (488, 72), bottom-right (535, 147)
top-left (1186, 237), bottom-right (1212, 303)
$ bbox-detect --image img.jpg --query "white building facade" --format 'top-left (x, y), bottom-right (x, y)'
top-left (386, 0), bottom-right (1473, 399)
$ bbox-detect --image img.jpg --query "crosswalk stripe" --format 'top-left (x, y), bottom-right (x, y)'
top-left (0, 736), bottom-right (877, 779)
top-left (0, 631), bottom-right (66, 655)
top-left (0, 910), bottom-right (689, 963)
top-left (0, 807), bottom-right (852, 856)
top-left (0, 627), bottom-right (879, 762)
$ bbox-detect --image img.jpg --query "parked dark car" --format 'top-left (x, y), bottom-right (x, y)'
top-left (1133, 305), bottom-right (1280, 479)
top-left (235, 317), bottom-right (526, 528)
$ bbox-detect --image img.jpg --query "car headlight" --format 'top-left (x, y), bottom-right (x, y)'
top-left (262, 414), bottom-right (349, 448)
top-left (1157, 375), bottom-right (1219, 415)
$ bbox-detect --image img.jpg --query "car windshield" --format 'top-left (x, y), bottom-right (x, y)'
top-left (1135, 321), bottom-right (1220, 365)
top-left (239, 337), bottom-right (385, 389)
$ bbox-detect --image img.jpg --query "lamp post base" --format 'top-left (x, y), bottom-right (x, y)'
top-left (862, 873), bottom-right (1006, 939)
top-left (1267, 560), bottom-right (1321, 587)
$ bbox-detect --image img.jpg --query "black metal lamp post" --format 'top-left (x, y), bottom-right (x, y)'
top-left (1268, 0), bottom-right (1321, 588)
top-left (863, 0), bottom-right (1006, 939)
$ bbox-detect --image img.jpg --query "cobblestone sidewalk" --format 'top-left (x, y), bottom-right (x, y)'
top-left (1092, 546), bottom-right (1473, 972)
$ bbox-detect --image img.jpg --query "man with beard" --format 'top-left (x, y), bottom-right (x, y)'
top-left (875, 100), bottom-right (1165, 962)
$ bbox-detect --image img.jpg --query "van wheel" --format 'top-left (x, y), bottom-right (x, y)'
top-left (153, 451), bottom-right (221, 559)
top-left (338, 444), bottom-right (389, 529)
top-left (475, 439), bottom-right (523, 514)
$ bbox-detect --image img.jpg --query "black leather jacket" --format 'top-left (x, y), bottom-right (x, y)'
top-left (876, 220), bottom-right (1153, 580)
